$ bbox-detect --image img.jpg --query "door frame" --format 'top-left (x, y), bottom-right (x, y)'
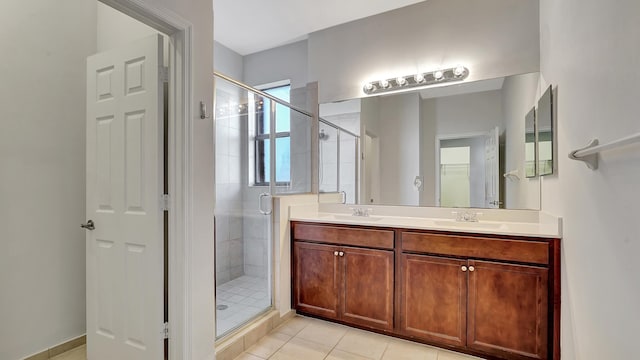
top-left (98, 1), bottom-right (193, 359)
top-left (435, 131), bottom-right (485, 207)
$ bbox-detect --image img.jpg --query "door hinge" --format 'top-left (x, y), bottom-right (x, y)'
top-left (159, 66), bottom-right (169, 83)
top-left (161, 194), bottom-right (170, 211)
top-left (163, 322), bottom-right (169, 339)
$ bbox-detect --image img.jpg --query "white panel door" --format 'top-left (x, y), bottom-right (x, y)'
top-left (85, 34), bottom-right (164, 360)
top-left (484, 126), bottom-right (500, 208)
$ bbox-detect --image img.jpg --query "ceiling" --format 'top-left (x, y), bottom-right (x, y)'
top-left (214, 0), bottom-right (426, 56)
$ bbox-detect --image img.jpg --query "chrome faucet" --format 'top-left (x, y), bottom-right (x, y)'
top-left (350, 207), bottom-right (373, 217)
top-left (453, 211), bottom-right (482, 222)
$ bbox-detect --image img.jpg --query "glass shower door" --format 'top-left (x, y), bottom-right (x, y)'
top-left (213, 74), bottom-right (313, 339)
top-left (214, 79), bottom-right (273, 338)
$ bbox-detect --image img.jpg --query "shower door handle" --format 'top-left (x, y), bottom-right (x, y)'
top-left (259, 192), bottom-right (272, 215)
top-left (340, 191), bottom-right (347, 204)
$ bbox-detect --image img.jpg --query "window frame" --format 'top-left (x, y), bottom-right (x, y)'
top-left (252, 82), bottom-right (291, 187)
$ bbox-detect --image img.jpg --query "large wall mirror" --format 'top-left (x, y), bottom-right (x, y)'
top-left (319, 72), bottom-right (543, 210)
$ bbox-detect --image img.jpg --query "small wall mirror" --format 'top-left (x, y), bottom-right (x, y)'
top-left (537, 86), bottom-right (554, 175)
top-left (525, 107), bottom-right (537, 178)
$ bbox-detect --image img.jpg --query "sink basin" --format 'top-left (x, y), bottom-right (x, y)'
top-left (320, 214), bottom-right (385, 222)
top-left (433, 220), bottom-right (509, 230)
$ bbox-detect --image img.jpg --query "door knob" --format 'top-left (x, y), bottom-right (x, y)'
top-left (334, 251), bottom-right (339, 256)
top-left (468, 266), bottom-right (475, 272)
top-left (339, 251), bottom-right (344, 257)
top-left (81, 220), bottom-right (95, 231)
top-left (461, 265), bottom-right (468, 272)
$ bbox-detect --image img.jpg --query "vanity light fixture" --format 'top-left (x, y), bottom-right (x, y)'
top-left (363, 66), bottom-right (469, 95)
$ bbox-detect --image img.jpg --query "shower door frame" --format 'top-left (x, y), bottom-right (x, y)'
top-left (213, 73), bottom-right (315, 339)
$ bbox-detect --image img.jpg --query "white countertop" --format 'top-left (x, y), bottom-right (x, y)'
top-left (289, 204), bottom-right (562, 239)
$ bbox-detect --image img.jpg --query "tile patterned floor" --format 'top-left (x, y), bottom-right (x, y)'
top-left (217, 275), bottom-right (272, 337)
top-left (234, 316), bottom-right (486, 360)
top-left (51, 317), bottom-right (485, 360)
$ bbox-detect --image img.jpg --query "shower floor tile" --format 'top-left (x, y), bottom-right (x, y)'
top-left (217, 275), bottom-right (271, 337)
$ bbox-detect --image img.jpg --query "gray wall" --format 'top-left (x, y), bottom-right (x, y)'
top-left (433, 90), bottom-right (503, 137)
top-left (214, 41), bottom-right (244, 80)
top-left (243, 40), bottom-right (308, 89)
top-left (378, 93), bottom-right (421, 205)
top-left (540, 1), bottom-right (640, 359)
top-left (0, 1), bottom-right (96, 359)
top-left (308, 0), bottom-right (540, 103)
top-left (501, 72), bottom-right (541, 209)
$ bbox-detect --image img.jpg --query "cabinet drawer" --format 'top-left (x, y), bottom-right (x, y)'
top-left (402, 232), bottom-right (549, 265)
top-left (293, 223), bottom-right (394, 250)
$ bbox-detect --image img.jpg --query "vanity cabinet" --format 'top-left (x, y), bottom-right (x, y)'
top-left (401, 231), bottom-right (552, 360)
top-left (401, 254), bottom-right (468, 347)
top-left (291, 222), bottom-right (561, 360)
top-left (292, 223), bottom-right (395, 331)
top-left (401, 254), bottom-right (548, 359)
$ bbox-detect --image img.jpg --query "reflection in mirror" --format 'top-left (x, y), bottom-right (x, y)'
top-left (318, 119), bottom-right (359, 204)
top-left (319, 72), bottom-right (542, 210)
top-left (537, 86), bottom-right (554, 176)
top-left (525, 107), bottom-right (537, 178)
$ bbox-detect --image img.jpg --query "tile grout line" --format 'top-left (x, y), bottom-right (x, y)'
top-left (377, 341), bottom-right (392, 360)
top-left (263, 317), bottom-right (311, 359)
top-left (319, 322), bottom-right (350, 360)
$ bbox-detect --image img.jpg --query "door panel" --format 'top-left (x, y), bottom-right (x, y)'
top-left (400, 254), bottom-right (467, 347)
top-left (467, 260), bottom-right (548, 360)
top-left (293, 242), bottom-right (340, 319)
top-left (86, 34), bottom-right (164, 360)
top-left (341, 247), bottom-right (394, 330)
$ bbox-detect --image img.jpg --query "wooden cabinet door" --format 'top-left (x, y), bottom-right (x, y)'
top-left (293, 241), bottom-right (340, 319)
top-left (400, 254), bottom-right (467, 347)
top-left (341, 247), bottom-right (394, 330)
top-left (467, 260), bottom-right (548, 360)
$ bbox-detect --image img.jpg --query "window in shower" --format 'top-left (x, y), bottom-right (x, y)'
top-left (254, 84), bottom-right (291, 186)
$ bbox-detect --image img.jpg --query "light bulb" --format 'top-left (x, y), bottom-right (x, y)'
top-left (434, 70), bottom-right (444, 80)
top-left (454, 65), bottom-right (466, 77)
top-left (396, 77), bottom-right (407, 86)
top-left (379, 79), bottom-right (390, 88)
top-left (414, 73), bottom-right (425, 83)
top-left (363, 82), bottom-right (374, 92)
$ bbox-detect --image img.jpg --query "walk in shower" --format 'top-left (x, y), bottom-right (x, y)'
top-left (213, 73), bottom-right (313, 338)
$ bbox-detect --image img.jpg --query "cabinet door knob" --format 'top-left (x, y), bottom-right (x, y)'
top-left (339, 251), bottom-right (344, 257)
top-left (461, 266), bottom-right (468, 272)
top-left (334, 251), bottom-right (339, 256)
top-left (468, 266), bottom-right (475, 272)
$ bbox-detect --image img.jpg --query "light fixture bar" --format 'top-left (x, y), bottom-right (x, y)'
top-left (363, 66), bottom-right (469, 95)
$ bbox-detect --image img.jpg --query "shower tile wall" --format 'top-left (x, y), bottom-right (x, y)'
top-left (319, 124), bottom-right (338, 193)
top-left (216, 89), bottom-right (245, 285)
top-left (241, 211), bottom-right (269, 278)
top-left (321, 113), bottom-right (360, 203)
